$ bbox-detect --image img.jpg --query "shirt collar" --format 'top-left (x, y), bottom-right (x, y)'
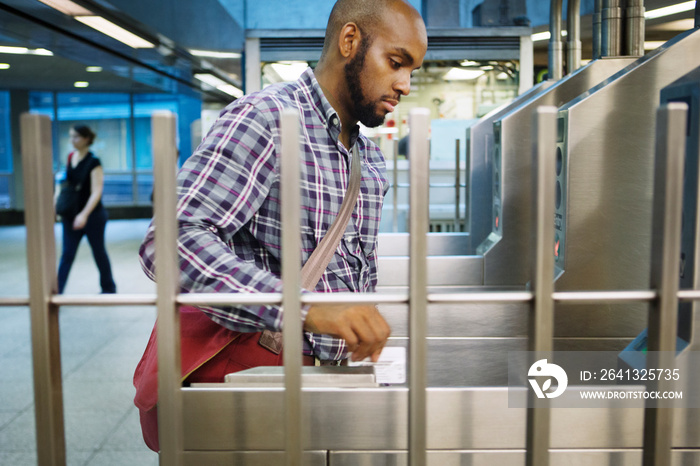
top-left (299, 68), bottom-right (361, 149)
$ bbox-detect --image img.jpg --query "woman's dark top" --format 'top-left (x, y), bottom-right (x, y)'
top-left (65, 151), bottom-right (103, 215)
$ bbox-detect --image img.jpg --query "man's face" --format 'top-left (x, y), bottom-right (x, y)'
top-left (344, 37), bottom-right (384, 128)
top-left (343, 9), bottom-right (427, 128)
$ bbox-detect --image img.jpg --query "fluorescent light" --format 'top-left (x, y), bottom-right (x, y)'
top-left (86, 66), bottom-right (102, 72)
top-left (0, 63), bottom-right (9, 70)
top-left (190, 49), bottom-right (241, 59)
top-left (532, 31), bottom-right (551, 42)
top-left (496, 72), bottom-right (509, 80)
top-left (217, 85), bottom-right (244, 98)
top-left (532, 30), bottom-right (569, 42)
top-left (0, 46), bottom-right (53, 56)
top-left (36, 0), bottom-right (92, 16)
top-left (645, 1), bottom-right (696, 20)
top-left (74, 81), bottom-right (89, 88)
top-left (444, 68), bottom-right (485, 81)
top-left (194, 73), bottom-right (243, 98)
top-left (75, 16), bottom-right (154, 48)
top-left (270, 62), bottom-right (308, 82)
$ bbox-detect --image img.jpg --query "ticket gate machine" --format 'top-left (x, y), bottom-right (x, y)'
top-left (620, 66), bottom-right (700, 370)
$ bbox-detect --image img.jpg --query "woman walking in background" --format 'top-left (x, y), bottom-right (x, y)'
top-left (55, 124), bottom-right (116, 294)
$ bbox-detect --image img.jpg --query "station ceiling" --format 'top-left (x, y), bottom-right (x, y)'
top-left (0, 0), bottom-right (696, 102)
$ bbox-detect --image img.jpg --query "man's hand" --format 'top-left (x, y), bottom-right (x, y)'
top-left (303, 304), bottom-right (390, 362)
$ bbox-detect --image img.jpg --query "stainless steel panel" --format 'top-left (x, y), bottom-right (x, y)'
top-left (483, 56), bottom-right (637, 286)
top-left (558, 29), bottom-right (700, 295)
top-left (331, 450), bottom-right (700, 466)
top-left (378, 233), bottom-right (472, 256)
top-left (376, 256), bottom-right (483, 287)
top-left (467, 81), bottom-right (553, 252)
top-left (176, 449), bottom-right (700, 466)
top-left (181, 387), bottom-right (676, 451)
top-left (387, 337), bottom-right (631, 387)
top-left (215, 366), bottom-right (377, 388)
top-left (555, 30), bottom-right (700, 355)
top-left (182, 451), bottom-right (326, 466)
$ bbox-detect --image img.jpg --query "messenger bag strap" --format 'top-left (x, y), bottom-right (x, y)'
top-left (259, 142), bottom-right (363, 354)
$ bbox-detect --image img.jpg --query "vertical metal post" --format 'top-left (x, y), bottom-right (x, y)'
top-left (152, 111), bottom-right (183, 465)
top-left (393, 139), bottom-right (399, 232)
top-left (21, 113), bottom-right (66, 466)
top-left (245, 37), bottom-right (261, 94)
top-left (643, 103), bottom-right (688, 466)
top-left (566, 0), bottom-right (582, 74)
top-left (408, 108), bottom-right (430, 466)
top-left (548, 0), bottom-right (564, 80)
top-left (454, 139), bottom-right (461, 232)
top-left (129, 94), bottom-right (138, 204)
top-left (601, 0), bottom-right (622, 57)
top-left (519, 34), bottom-right (534, 94)
top-left (464, 133), bottom-right (471, 236)
top-left (280, 110), bottom-right (303, 466)
top-left (592, 0), bottom-right (603, 59)
top-left (625, 0), bottom-right (645, 57)
top-left (525, 106), bottom-right (557, 466)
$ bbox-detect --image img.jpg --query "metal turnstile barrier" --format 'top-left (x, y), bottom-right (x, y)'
top-left (5, 99), bottom-right (697, 466)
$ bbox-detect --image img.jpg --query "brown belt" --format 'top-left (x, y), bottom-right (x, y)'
top-left (302, 355), bottom-right (347, 366)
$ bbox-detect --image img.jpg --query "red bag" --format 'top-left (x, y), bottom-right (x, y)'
top-left (133, 306), bottom-right (241, 412)
top-left (133, 305), bottom-right (285, 451)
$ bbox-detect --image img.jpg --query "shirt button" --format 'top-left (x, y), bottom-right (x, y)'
top-left (331, 117), bottom-right (338, 126)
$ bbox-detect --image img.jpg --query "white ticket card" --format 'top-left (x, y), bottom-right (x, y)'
top-left (348, 346), bottom-right (406, 384)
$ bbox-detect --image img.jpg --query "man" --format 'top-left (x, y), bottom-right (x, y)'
top-left (134, 0), bottom-right (427, 451)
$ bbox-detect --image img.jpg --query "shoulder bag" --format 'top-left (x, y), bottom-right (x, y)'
top-left (134, 143), bottom-right (363, 413)
top-left (55, 152), bottom-right (82, 218)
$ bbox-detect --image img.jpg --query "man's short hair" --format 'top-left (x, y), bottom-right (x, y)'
top-left (320, 0), bottom-right (402, 58)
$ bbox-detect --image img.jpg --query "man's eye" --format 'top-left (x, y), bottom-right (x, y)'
top-left (390, 60), bottom-right (401, 69)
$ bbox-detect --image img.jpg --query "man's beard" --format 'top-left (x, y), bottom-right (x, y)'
top-left (344, 38), bottom-right (386, 128)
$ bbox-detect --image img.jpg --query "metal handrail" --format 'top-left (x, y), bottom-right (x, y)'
top-left (11, 288), bottom-right (700, 308)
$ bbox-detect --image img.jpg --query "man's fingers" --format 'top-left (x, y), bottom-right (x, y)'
top-left (303, 304), bottom-right (391, 361)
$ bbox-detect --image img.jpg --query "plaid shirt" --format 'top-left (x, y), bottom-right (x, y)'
top-left (139, 68), bottom-right (389, 360)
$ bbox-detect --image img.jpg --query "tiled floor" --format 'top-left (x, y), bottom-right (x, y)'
top-left (0, 219), bottom-right (159, 465)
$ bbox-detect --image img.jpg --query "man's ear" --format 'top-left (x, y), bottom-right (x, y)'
top-left (337, 22), bottom-right (361, 59)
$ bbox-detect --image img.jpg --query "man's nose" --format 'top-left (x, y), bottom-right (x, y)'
top-left (395, 71), bottom-right (412, 96)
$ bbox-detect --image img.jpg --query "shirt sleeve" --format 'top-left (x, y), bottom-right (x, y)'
top-left (139, 102), bottom-right (304, 333)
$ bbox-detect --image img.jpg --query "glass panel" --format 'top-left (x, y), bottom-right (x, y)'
top-left (136, 173), bottom-right (154, 204)
top-left (0, 91), bottom-right (11, 172)
top-left (102, 174), bottom-right (133, 204)
top-left (28, 91), bottom-right (55, 119)
top-left (133, 94), bottom-right (179, 170)
top-left (0, 175), bottom-right (10, 209)
top-left (54, 93), bottom-right (131, 172)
